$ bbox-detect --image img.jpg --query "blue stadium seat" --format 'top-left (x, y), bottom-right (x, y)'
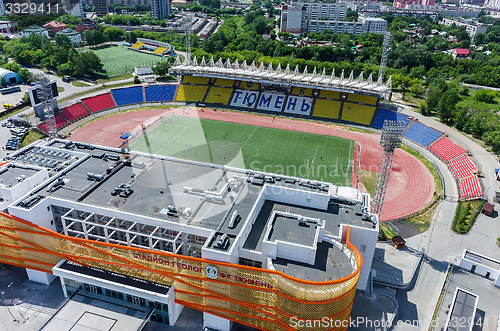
top-left (372, 108), bottom-right (410, 129)
top-left (403, 121), bottom-right (442, 147)
top-left (145, 85), bottom-right (177, 102)
top-left (112, 86), bottom-right (144, 106)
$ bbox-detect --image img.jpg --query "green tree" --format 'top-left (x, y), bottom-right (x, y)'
top-left (474, 89), bottom-right (497, 103)
top-left (152, 61), bottom-right (172, 78)
top-left (134, 75), bottom-right (141, 84)
top-left (426, 84), bottom-right (441, 114)
top-left (410, 80), bottom-right (424, 97)
top-left (17, 68), bottom-right (32, 83)
top-left (55, 34), bottom-right (72, 48)
top-left (438, 88), bottom-right (460, 123)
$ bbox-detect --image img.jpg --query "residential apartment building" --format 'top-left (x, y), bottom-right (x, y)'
top-left (441, 17), bottom-right (487, 38)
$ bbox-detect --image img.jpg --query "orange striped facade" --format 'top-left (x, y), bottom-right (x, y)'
top-left (0, 212), bottom-right (361, 330)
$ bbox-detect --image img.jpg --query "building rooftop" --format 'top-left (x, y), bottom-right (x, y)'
top-left (58, 29), bottom-right (80, 36)
top-left (272, 241), bottom-right (354, 281)
top-left (0, 164), bottom-right (41, 188)
top-left (23, 25), bottom-right (47, 33)
top-left (4, 139), bottom-right (374, 283)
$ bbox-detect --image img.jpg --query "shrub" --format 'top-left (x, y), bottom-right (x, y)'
top-left (474, 89), bottom-right (497, 103)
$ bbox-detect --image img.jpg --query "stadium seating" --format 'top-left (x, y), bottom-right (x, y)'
top-left (60, 103), bottom-right (89, 123)
top-left (312, 99), bottom-right (341, 119)
top-left (145, 85), bottom-right (177, 102)
top-left (83, 93), bottom-right (116, 113)
top-left (38, 116), bottom-right (67, 132)
top-left (319, 90), bottom-right (341, 99)
top-left (112, 86), bottom-right (144, 106)
top-left (204, 87), bottom-right (233, 105)
top-left (153, 47), bottom-right (167, 55)
top-left (239, 81), bottom-right (259, 90)
top-left (347, 93), bottom-right (378, 105)
top-left (341, 103), bottom-right (376, 125)
top-left (176, 84), bottom-right (208, 102)
top-left (214, 78), bottom-right (234, 87)
top-left (130, 42), bottom-right (143, 50)
top-left (459, 176), bottom-right (482, 199)
top-left (403, 121), bottom-right (442, 147)
top-left (372, 108), bottom-right (410, 130)
top-left (182, 76), bottom-right (210, 85)
top-left (429, 137), bottom-right (467, 162)
top-left (449, 155), bottom-right (478, 179)
top-left (291, 87), bottom-right (313, 96)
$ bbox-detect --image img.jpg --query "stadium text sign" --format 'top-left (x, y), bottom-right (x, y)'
top-left (230, 89), bottom-right (313, 115)
top-left (131, 251), bottom-right (273, 289)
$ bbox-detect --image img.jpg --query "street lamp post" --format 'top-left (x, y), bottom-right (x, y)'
top-left (1, 290), bottom-right (18, 322)
top-left (7, 282), bottom-right (14, 298)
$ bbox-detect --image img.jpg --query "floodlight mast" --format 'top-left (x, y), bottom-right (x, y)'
top-left (37, 74), bottom-right (58, 140)
top-left (377, 31), bottom-right (393, 87)
top-left (184, 13), bottom-right (193, 65)
top-left (371, 120), bottom-right (405, 216)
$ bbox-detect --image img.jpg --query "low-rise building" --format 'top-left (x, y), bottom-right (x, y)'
top-left (21, 25), bottom-right (49, 38)
top-left (0, 21), bottom-right (19, 34)
top-left (56, 28), bottom-right (82, 45)
top-left (75, 18), bottom-right (99, 35)
top-left (42, 21), bottom-right (68, 36)
top-left (452, 48), bottom-right (470, 59)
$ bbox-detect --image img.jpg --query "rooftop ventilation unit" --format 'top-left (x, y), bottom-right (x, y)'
top-left (228, 210), bottom-right (241, 229)
top-left (215, 234), bottom-right (230, 249)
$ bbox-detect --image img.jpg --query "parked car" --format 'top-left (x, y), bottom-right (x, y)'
top-left (62, 76), bottom-right (71, 83)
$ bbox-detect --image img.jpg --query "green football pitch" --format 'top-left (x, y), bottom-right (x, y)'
top-left (93, 46), bottom-right (164, 76)
top-left (127, 116), bottom-right (354, 186)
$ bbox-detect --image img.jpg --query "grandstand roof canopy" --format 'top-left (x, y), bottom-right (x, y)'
top-left (169, 56), bottom-right (392, 98)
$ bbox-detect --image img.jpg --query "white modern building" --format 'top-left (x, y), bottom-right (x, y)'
top-left (0, 138), bottom-right (380, 330)
top-left (57, 28), bottom-right (83, 45)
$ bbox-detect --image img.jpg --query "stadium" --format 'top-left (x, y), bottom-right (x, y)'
top-left (0, 58), bottom-right (484, 330)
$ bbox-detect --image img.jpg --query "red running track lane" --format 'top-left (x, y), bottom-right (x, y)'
top-left (70, 107), bottom-right (435, 221)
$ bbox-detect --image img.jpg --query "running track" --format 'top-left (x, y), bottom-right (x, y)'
top-left (70, 107), bottom-right (435, 221)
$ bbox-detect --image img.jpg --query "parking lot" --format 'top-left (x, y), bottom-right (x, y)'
top-left (0, 118), bottom-right (30, 152)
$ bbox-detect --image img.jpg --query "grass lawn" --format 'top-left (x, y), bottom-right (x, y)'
top-left (127, 116), bottom-right (354, 186)
top-left (457, 94), bottom-right (500, 112)
top-left (57, 86), bottom-right (65, 93)
top-left (359, 170), bottom-right (377, 196)
top-left (452, 200), bottom-right (485, 234)
top-left (21, 130), bottom-right (46, 147)
top-left (72, 81), bottom-right (91, 87)
top-left (93, 45), bottom-right (164, 76)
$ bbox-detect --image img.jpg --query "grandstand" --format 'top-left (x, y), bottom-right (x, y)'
top-left (128, 38), bottom-right (173, 56)
top-left (204, 86), bottom-right (233, 105)
top-left (176, 84), bottom-right (208, 102)
top-left (429, 137), bottom-right (467, 162)
top-left (403, 121), bottom-right (442, 147)
top-left (449, 155), bottom-right (478, 179)
top-left (112, 86), bottom-right (145, 106)
top-left (372, 108), bottom-right (410, 129)
top-left (341, 103), bottom-right (376, 125)
top-left (60, 103), bottom-right (90, 123)
top-left (144, 85), bottom-right (176, 102)
top-left (459, 176), bottom-right (482, 199)
top-left (82, 93), bottom-right (116, 113)
top-left (312, 99), bottom-right (341, 119)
